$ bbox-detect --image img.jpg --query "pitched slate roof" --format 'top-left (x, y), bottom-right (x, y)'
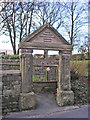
top-left (22, 23), bottom-right (70, 45)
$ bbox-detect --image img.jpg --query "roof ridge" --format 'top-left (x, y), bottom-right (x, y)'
top-left (21, 23), bottom-right (70, 45)
top-left (22, 23), bottom-right (49, 42)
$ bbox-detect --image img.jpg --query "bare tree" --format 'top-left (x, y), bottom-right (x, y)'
top-left (0, 2), bottom-right (34, 54)
top-left (32, 2), bottom-right (64, 29)
top-left (0, 1), bottom-right (88, 55)
top-left (61, 1), bottom-right (88, 47)
top-left (17, 2), bottom-right (34, 54)
top-left (32, 1), bottom-right (88, 48)
top-left (78, 35), bottom-right (89, 54)
top-left (0, 2), bottom-right (18, 54)
top-left (0, 1), bottom-right (65, 54)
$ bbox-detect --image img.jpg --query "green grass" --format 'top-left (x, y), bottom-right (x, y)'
top-left (0, 55), bottom-right (20, 59)
top-left (1, 55), bottom-right (40, 59)
top-left (32, 75), bottom-right (47, 82)
top-left (70, 60), bottom-right (89, 77)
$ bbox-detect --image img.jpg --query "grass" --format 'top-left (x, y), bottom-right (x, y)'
top-left (0, 55), bottom-right (20, 59)
top-left (32, 75), bottom-right (47, 82)
top-left (70, 60), bottom-right (89, 77)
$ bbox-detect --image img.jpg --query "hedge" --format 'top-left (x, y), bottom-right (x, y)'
top-left (0, 55), bottom-right (20, 59)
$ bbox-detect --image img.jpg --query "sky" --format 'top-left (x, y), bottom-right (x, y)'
top-left (0, 21), bottom-right (87, 55)
top-left (0, 34), bottom-right (79, 55)
top-left (0, 0), bottom-right (88, 55)
top-left (0, 35), bottom-right (60, 55)
top-left (0, 25), bottom-right (87, 55)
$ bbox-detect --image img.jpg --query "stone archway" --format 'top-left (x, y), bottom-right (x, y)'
top-left (19, 23), bottom-right (74, 110)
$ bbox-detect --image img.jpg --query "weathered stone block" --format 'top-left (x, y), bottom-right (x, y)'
top-left (13, 85), bottom-right (21, 94)
top-left (56, 88), bottom-right (74, 106)
top-left (33, 85), bottom-right (43, 92)
top-left (19, 92), bottom-right (36, 110)
top-left (3, 90), bottom-right (15, 96)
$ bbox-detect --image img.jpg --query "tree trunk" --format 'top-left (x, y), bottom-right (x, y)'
top-left (17, 49), bottom-right (19, 55)
top-left (71, 1), bottom-right (74, 45)
top-left (13, 46), bottom-right (16, 55)
top-left (28, 2), bottom-right (34, 34)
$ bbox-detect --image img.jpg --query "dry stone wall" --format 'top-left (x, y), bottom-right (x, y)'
top-left (1, 58), bottom-right (58, 115)
top-left (2, 73), bottom-right (21, 115)
top-left (2, 58), bottom-right (58, 81)
top-left (2, 59), bottom-right (20, 70)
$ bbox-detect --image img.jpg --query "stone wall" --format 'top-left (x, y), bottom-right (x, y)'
top-left (1, 58), bottom-right (88, 114)
top-left (2, 64), bottom-right (20, 70)
top-left (33, 66), bottom-right (57, 81)
top-left (1, 58), bottom-right (58, 115)
top-left (33, 81), bottom-right (57, 92)
top-left (2, 58), bottom-right (58, 81)
top-left (2, 59), bottom-right (20, 70)
top-left (2, 73), bottom-right (21, 115)
top-left (2, 73), bottom-right (57, 115)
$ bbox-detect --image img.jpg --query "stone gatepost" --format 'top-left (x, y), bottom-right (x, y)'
top-left (56, 50), bottom-right (74, 106)
top-left (44, 50), bottom-right (48, 58)
top-left (19, 49), bottom-right (36, 110)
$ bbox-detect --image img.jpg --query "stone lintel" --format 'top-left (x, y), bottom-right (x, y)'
top-left (21, 54), bottom-right (32, 57)
top-left (62, 50), bottom-right (72, 54)
top-left (19, 42), bottom-right (73, 51)
top-left (21, 48), bottom-right (33, 53)
top-left (19, 92), bottom-right (36, 111)
top-left (21, 48), bottom-right (33, 55)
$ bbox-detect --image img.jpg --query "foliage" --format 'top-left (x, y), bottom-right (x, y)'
top-left (0, 55), bottom-right (20, 59)
top-left (70, 58), bottom-right (88, 104)
top-left (70, 60), bottom-right (88, 78)
top-left (72, 53), bottom-right (89, 60)
top-left (71, 77), bottom-right (88, 104)
top-left (33, 55), bottom-right (39, 59)
top-left (1, 55), bottom-right (41, 59)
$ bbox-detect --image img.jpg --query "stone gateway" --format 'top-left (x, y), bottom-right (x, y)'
top-left (19, 23), bottom-right (74, 110)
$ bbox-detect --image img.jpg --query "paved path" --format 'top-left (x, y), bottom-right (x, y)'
top-left (3, 92), bottom-right (88, 119)
top-left (39, 105), bottom-right (88, 118)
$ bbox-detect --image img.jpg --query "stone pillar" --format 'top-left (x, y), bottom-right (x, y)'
top-left (20, 55), bottom-right (22, 73)
top-left (44, 50), bottom-right (48, 58)
top-left (21, 49), bottom-right (33, 93)
top-left (56, 50), bottom-right (74, 106)
top-left (19, 49), bottom-right (36, 110)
